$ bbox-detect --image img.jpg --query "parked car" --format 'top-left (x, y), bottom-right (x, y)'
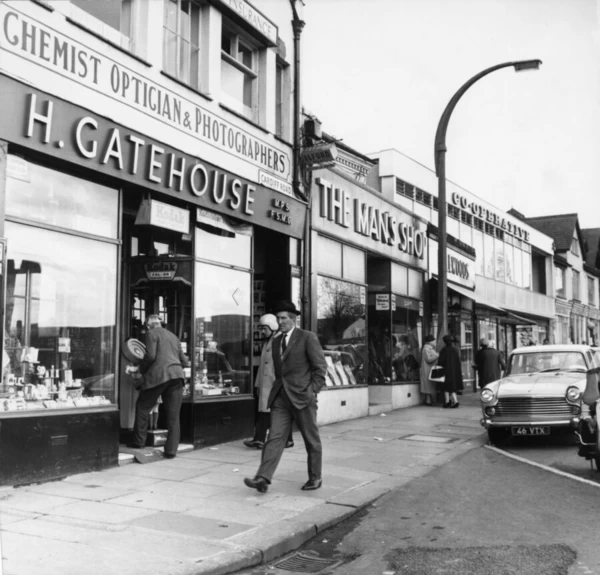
top-left (479, 344), bottom-right (600, 444)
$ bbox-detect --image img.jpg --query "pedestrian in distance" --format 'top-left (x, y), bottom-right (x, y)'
top-left (437, 334), bottom-right (463, 408)
top-left (129, 315), bottom-right (190, 458)
top-left (244, 301), bottom-right (327, 494)
top-left (243, 313), bottom-right (294, 450)
top-left (474, 337), bottom-right (506, 389)
top-left (420, 334), bottom-right (438, 406)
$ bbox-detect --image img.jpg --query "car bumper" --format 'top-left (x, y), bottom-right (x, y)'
top-left (480, 417), bottom-right (580, 429)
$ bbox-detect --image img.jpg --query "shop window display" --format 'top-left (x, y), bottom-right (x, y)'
top-left (193, 262), bottom-right (251, 399)
top-left (317, 276), bottom-right (366, 386)
top-left (3, 223), bottom-right (118, 413)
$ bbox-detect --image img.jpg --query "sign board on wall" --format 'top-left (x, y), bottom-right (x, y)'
top-left (429, 238), bottom-right (476, 290)
top-left (135, 199), bottom-right (190, 234)
top-left (0, 3), bottom-right (290, 182)
top-left (0, 75), bottom-right (306, 239)
top-left (313, 172), bottom-right (428, 271)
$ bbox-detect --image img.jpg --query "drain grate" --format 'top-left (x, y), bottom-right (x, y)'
top-left (273, 552), bottom-right (342, 573)
top-left (402, 434), bottom-right (454, 443)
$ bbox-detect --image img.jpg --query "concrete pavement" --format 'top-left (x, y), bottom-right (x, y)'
top-left (0, 391), bottom-right (487, 575)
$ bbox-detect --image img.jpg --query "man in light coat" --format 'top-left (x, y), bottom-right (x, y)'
top-left (129, 315), bottom-right (189, 458)
top-left (244, 301), bottom-right (326, 493)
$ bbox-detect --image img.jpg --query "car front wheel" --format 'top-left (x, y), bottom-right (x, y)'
top-left (488, 428), bottom-right (509, 445)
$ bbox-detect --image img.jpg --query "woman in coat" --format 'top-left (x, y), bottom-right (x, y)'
top-left (437, 334), bottom-right (463, 408)
top-left (243, 314), bottom-right (293, 449)
top-left (419, 334), bottom-right (438, 405)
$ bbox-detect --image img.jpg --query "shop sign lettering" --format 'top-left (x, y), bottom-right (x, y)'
top-left (269, 197), bottom-right (291, 225)
top-left (448, 254), bottom-right (469, 281)
top-left (451, 191), bottom-right (530, 242)
top-left (0, 5), bottom-right (289, 177)
top-left (215, 0), bottom-right (277, 44)
top-left (317, 177), bottom-right (426, 259)
top-left (24, 93), bottom-right (256, 217)
top-left (145, 262), bottom-right (178, 281)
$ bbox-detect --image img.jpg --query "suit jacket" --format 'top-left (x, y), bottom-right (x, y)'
top-left (139, 327), bottom-right (190, 391)
top-left (475, 347), bottom-right (506, 387)
top-left (268, 328), bottom-right (327, 410)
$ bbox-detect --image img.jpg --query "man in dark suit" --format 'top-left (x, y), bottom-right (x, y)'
top-left (129, 315), bottom-right (190, 458)
top-left (244, 301), bottom-right (327, 493)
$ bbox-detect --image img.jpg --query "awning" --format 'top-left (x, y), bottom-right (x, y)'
top-left (431, 276), bottom-right (514, 315)
top-left (501, 311), bottom-right (537, 326)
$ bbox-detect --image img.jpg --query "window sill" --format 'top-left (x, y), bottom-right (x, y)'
top-left (30, 0), bottom-right (53, 12)
top-left (321, 384), bottom-right (368, 391)
top-left (160, 71), bottom-right (213, 102)
top-left (219, 103), bottom-right (268, 134)
top-left (65, 17), bottom-right (152, 68)
top-left (0, 405), bottom-right (116, 419)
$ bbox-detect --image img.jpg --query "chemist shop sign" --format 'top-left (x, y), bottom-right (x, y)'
top-left (0, 4), bottom-right (290, 179)
top-left (313, 174), bottom-right (427, 270)
top-left (0, 76), bottom-right (306, 239)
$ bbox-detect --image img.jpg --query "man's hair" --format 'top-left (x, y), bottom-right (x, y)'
top-left (146, 315), bottom-right (162, 327)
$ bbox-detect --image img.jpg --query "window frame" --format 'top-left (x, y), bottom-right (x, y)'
top-left (220, 20), bottom-right (260, 119)
top-left (163, 0), bottom-right (203, 90)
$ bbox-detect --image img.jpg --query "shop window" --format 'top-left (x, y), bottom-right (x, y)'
top-left (342, 244), bottom-right (365, 284)
top-left (514, 246), bottom-right (523, 287)
top-left (6, 156), bottom-right (118, 239)
top-left (474, 229), bottom-right (484, 276)
top-left (3, 222), bottom-right (118, 412)
top-left (317, 276), bottom-right (366, 386)
top-left (68, 0), bottom-right (133, 49)
top-left (495, 239), bottom-right (505, 282)
top-left (408, 268), bottom-right (423, 299)
top-left (391, 306), bottom-right (422, 384)
top-left (391, 263), bottom-right (408, 295)
top-left (504, 244), bottom-right (514, 285)
top-left (195, 224), bottom-right (251, 268)
top-left (163, 0), bottom-right (202, 89)
top-left (315, 235), bottom-right (342, 277)
top-left (221, 21), bottom-right (259, 120)
top-left (193, 262), bottom-right (251, 399)
top-left (573, 270), bottom-right (581, 301)
top-left (131, 226), bottom-right (193, 257)
top-left (484, 233), bottom-right (495, 278)
top-left (522, 252), bottom-right (532, 290)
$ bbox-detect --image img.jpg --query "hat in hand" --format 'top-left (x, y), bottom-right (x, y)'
top-left (274, 300), bottom-right (301, 316)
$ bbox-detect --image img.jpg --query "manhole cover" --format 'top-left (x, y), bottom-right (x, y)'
top-left (273, 552), bottom-right (342, 573)
top-left (402, 434), bottom-right (454, 443)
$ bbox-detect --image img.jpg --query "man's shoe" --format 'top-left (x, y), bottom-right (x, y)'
top-left (164, 453), bottom-right (176, 459)
top-left (285, 440), bottom-right (294, 448)
top-left (244, 476), bottom-right (269, 493)
top-left (243, 439), bottom-right (264, 449)
top-left (301, 478), bottom-right (322, 491)
top-left (451, 402), bottom-right (460, 408)
top-left (125, 443), bottom-right (144, 449)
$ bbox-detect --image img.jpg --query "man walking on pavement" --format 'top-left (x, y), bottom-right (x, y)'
top-left (474, 337), bottom-right (506, 388)
top-left (129, 314), bottom-right (190, 458)
top-left (244, 301), bottom-right (327, 493)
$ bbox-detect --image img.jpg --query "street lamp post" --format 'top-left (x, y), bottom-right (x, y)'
top-left (434, 59), bottom-right (542, 347)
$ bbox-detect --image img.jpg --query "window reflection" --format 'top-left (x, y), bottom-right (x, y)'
top-left (317, 276), bottom-right (366, 386)
top-left (195, 225), bottom-right (251, 269)
top-left (193, 262), bottom-right (251, 399)
top-left (3, 223), bottom-right (117, 410)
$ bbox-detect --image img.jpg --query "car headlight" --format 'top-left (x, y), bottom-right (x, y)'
top-left (566, 386), bottom-right (582, 402)
top-left (481, 388), bottom-right (496, 403)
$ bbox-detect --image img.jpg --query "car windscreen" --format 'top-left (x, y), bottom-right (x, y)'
top-left (508, 351), bottom-right (588, 375)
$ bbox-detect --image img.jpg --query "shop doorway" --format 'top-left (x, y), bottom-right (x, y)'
top-left (120, 213), bottom-right (193, 433)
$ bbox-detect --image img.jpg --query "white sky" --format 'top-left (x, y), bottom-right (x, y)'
top-left (302, 0), bottom-right (600, 229)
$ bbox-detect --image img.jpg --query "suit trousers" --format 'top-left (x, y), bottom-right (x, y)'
top-left (132, 378), bottom-right (184, 456)
top-left (256, 388), bottom-right (322, 483)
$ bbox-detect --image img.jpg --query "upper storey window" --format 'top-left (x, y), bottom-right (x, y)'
top-left (221, 22), bottom-right (258, 120)
top-left (163, 0), bottom-right (202, 89)
top-left (68, 0), bottom-right (133, 50)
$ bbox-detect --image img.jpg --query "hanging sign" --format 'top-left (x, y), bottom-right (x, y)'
top-left (376, 294), bottom-right (390, 311)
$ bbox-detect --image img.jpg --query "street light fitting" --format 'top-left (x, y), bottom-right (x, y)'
top-left (513, 59), bottom-right (543, 72)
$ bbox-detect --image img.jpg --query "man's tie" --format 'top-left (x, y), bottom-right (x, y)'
top-left (281, 334), bottom-right (287, 353)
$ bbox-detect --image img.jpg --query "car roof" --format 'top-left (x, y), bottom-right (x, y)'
top-left (511, 344), bottom-right (592, 355)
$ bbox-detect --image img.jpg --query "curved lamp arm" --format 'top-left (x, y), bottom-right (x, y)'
top-left (434, 59), bottom-right (542, 175)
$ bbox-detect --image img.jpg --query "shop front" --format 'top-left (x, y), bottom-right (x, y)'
top-left (310, 167), bottom-right (428, 419)
top-left (0, 76), bottom-right (306, 485)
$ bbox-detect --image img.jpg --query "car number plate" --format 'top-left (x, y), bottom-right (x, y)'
top-left (511, 426), bottom-right (550, 436)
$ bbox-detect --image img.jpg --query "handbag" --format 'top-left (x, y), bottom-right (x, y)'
top-left (429, 365), bottom-right (445, 382)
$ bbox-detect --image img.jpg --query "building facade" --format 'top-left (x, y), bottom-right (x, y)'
top-left (524, 214), bottom-right (600, 346)
top-left (0, 0), bottom-right (306, 485)
top-left (370, 149), bottom-right (555, 385)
